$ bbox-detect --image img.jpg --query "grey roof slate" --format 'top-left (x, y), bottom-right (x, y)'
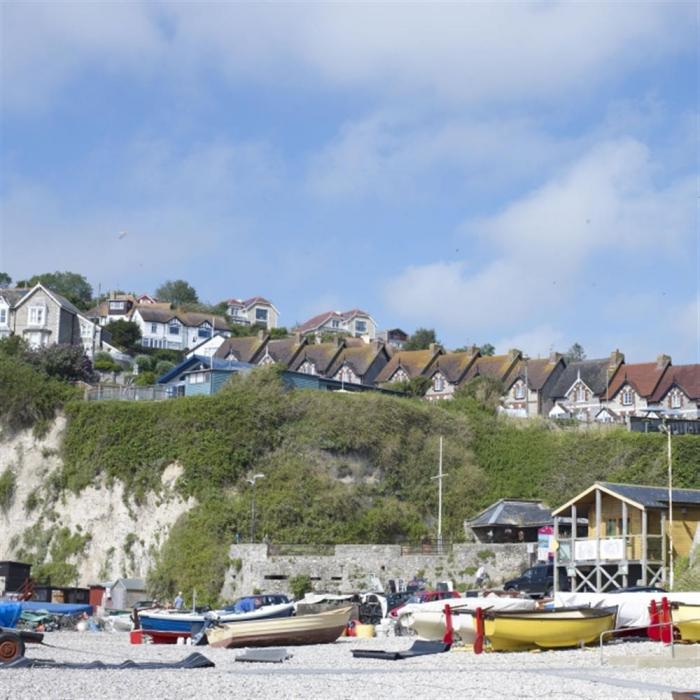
top-left (549, 358), bottom-right (615, 398)
top-left (599, 482), bottom-right (700, 508)
top-left (468, 499), bottom-right (552, 528)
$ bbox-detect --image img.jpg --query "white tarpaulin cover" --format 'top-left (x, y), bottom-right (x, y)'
top-left (553, 591), bottom-right (700, 628)
top-left (397, 595), bottom-right (535, 623)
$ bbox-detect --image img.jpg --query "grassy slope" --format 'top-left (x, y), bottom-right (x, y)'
top-left (51, 367), bottom-right (700, 603)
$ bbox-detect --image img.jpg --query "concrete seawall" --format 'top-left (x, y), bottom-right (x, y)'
top-left (222, 543), bottom-right (532, 598)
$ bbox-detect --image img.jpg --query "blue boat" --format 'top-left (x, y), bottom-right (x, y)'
top-left (137, 595), bottom-right (294, 643)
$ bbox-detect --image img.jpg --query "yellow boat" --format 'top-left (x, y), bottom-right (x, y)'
top-left (483, 607), bottom-right (616, 651)
top-left (672, 603), bottom-right (700, 642)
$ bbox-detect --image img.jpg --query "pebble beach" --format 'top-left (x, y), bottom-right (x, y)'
top-left (1, 632), bottom-right (697, 700)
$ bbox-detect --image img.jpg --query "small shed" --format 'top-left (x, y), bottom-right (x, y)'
top-left (466, 499), bottom-right (553, 543)
top-left (0, 561), bottom-right (31, 594)
top-left (105, 578), bottom-right (147, 610)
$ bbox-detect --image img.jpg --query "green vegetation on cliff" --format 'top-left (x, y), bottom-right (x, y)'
top-left (2, 359), bottom-right (699, 604)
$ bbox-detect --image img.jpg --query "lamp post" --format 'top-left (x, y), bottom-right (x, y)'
top-left (659, 418), bottom-right (673, 590)
top-left (247, 473), bottom-right (265, 543)
top-left (431, 436), bottom-right (448, 553)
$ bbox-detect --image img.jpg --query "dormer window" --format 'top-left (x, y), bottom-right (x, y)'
top-left (514, 382), bottom-right (525, 399)
top-left (198, 323), bottom-right (212, 338)
top-left (621, 388), bottom-right (633, 406)
top-left (109, 300), bottom-right (126, 312)
top-left (28, 305), bottom-right (46, 326)
top-left (670, 390), bottom-right (682, 409)
top-left (433, 374), bottom-right (444, 392)
top-left (168, 319), bottom-right (181, 335)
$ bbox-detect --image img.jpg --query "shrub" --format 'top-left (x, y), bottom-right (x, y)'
top-left (0, 468), bottom-right (16, 512)
top-left (289, 574), bottom-right (313, 600)
top-left (93, 352), bottom-right (121, 373)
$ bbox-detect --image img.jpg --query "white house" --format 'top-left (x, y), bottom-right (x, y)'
top-left (224, 297), bottom-right (279, 329)
top-left (294, 309), bottom-right (377, 340)
top-left (132, 307), bottom-right (231, 351)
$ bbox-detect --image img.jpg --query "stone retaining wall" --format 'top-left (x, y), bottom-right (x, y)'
top-left (221, 543), bottom-right (533, 599)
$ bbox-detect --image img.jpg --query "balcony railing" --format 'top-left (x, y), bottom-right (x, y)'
top-left (557, 534), bottom-right (664, 564)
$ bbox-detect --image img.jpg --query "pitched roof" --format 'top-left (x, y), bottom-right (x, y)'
top-left (467, 499), bottom-right (552, 528)
top-left (505, 357), bottom-right (563, 391)
top-left (327, 342), bottom-right (388, 378)
top-left (463, 352), bottom-right (520, 383)
top-left (215, 335), bottom-right (267, 363)
top-left (0, 288), bottom-right (30, 306)
top-left (607, 361), bottom-right (669, 400)
top-left (549, 357), bottom-right (618, 399)
top-left (374, 348), bottom-right (440, 383)
top-left (16, 284), bottom-right (83, 316)
top-left (431, 351), bottom-right (478, 384)
top-left (599, 482), bottom-right (700, 508)
top-left (649, 364), bottom-right (700, 402)
top-left (290, 342), bottom-right (343, 374)
top-left (294, 308), bottom-right (373, 334)
top-left (263, 337), bottom-right (306, 365)
top-left (134, 306), bottom-right (228, 330)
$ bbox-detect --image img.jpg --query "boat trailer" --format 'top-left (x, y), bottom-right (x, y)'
top-left (0, 627), bottom-right (44, 664)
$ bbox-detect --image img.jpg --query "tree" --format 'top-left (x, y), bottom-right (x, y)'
top-left (93, 352), bottom-right (122, 373)
top-left (25, 344), bottom-right (94, 383)
top-left (565, 343), bottom-right (586, 362)
top-left (390, 376), bottom-right (431, 397)
top-left (103, 320), bottom-right (142, 353)
top-left (25, 271), bottom-right (93, 310)
top-left (155, 280), bottom-right (198, 306)
top-left (479, 343), bottom-right (495, 356)
top-left (404, 328), bottom-right (438, 351)
top-left (454, 376), bottom-right (505, 412)
top-left (0, 272), bottom-right (11, 288)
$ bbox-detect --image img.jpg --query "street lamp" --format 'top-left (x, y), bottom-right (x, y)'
top-left (247, 473), bottom-right (265, 543)
top-left (658, 418), bottom-right (674, 590)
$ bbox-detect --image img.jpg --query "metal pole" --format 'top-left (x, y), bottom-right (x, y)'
top-left (667, 425), bottom-right (674, 590)
top-left (438, 436), bottom-right (443, 549)
top-left (595, 488), bottom-right (602, 592)
top-left (251, 483), bottom-right (256, 543)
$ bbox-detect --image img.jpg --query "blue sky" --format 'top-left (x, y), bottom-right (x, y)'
top-left (1, 2), bottom-right (698, 362)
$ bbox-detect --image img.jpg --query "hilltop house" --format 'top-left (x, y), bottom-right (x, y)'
top-left (131, 307), bottom-right (230, 352)
top-left (424, 349), bottom-right (479, 400)
top-left (224, 297), bottom-right (279, 330)
top-left (547, 351), bottom-right (625, 421)
top-left (501, 353), bottom-right (566, 418)
top-left (294, 309), bottom-right (377, 340)
top-left (326, 340), bottom-right (391, 385)
top-left (377, 328), bottom-right (409, 350)
top-left (374, 345), bottom-right (443, 386)
top-left (1, 283), bottom-right (122, 360)
top-left (646, 364), bottom-right (700, 420)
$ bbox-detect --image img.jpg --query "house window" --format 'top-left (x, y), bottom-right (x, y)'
top-left (109, 301), bottom-right (125, 312)
top-left (188, 372), bottom-right (207, 384)
top-left (605, 519), bottom-right (617, 537)
top-left (169, 321), bottom-right (180, 335)
top-left (28, 305), bottom-right (45, 326)
top-left (198, 325), bottom-right (212, 338)
top-left (575, 385), bottom-right (586, 402)
top-left (0, 308), bottom-right (7, 326)
top-left (670, 391), bottom-right (682, 409)
top-left (514, 382), bottom-right (525, 399)
top-left (355, 320), bottom-right (367, 333)
top-left (300, 361), bottom-right (316, 375)
top-left (150, 323), bottom-right (158, 334)
top-left (621, 388), bottom-right (633, 406)
top-left (433, 375), bottom-right (444, 392)
top-left (331, 319), bottom-right (340, 328)
top-left (255, 308), bottom-right (268, 322)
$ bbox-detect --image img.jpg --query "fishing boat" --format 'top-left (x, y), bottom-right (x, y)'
top-left (482, 606), bottom-right (617, 651)
top-left (207, 605), bottom-right (353, 649)
top-left (671, 603), bottom-right (700, 642)
top-left (402, 597), bottom-right (537, 642)
top-left (138, 599), bottom-right (295, 644)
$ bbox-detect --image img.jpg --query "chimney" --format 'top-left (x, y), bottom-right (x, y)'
top-left (656, 354), bottom-right (671, 370)
top-left (428, 342), bottom-right (443, 354)
top-left (609, 349), bottom-right (625, 368)
top-left (257, 329), bottom-right (266, 340)
top-left (549, 351), bottom-right (563, 364)
top-left (508, 348), bottom-right (521, 361)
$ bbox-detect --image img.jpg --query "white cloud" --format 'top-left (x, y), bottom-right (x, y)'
top-left (1, 2), bottom-right (694, 112)
top-left (494, 325), bottom-right (566, 359)
top-left (383, 138), bottom-right (696, 345)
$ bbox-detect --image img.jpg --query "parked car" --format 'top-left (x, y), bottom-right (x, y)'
top-left (503, 564), bottom-right (569, 598)
top-left (388, 590), bottom-right (461, 619)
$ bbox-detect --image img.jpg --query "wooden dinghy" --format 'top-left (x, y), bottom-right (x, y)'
top-left (207, 606), bottom-right (353, 649)
top-left (483, 607), bottom-right (617, 651)
top-left (671, 603), bottom-right (700, 642)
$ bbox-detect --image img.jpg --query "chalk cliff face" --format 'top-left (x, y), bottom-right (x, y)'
top-left (0, 415), bottom-right (194, 586)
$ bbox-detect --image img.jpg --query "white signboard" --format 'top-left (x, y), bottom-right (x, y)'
top-left (574, 538), bottom-right (625, 561)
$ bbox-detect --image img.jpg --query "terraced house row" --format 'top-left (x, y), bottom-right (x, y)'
top-left (186, 332), bottom-right (699, 422)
